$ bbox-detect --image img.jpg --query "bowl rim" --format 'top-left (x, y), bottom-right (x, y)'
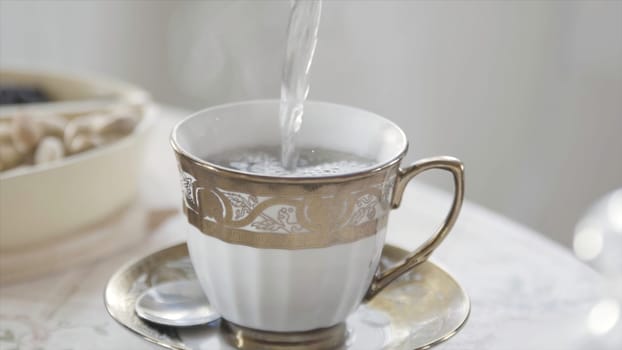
top-left (0, 68), bottom-right (149, 111)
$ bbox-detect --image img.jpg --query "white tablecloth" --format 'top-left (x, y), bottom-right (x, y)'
top-left (0, 107), bottom-right (606, 350)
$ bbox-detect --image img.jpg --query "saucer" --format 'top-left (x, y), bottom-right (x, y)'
top-left (105, 243), bottom-right (470, 350)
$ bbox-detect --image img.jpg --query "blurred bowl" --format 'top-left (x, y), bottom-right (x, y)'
top-left (0, 69), bottom-right (155, 251)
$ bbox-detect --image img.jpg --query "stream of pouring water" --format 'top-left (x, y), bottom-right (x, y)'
top-left (279, 0), bottom-right (322, 170)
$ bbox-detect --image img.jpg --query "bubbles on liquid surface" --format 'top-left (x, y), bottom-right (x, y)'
top-left (210, 147), bottom-right (374, 177)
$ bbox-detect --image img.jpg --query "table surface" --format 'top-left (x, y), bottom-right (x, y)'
top-left (0, 106), bottom-right (605, 350)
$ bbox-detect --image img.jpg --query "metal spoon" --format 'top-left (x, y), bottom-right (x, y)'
top-left (135, 280), bottom-right (220, 327)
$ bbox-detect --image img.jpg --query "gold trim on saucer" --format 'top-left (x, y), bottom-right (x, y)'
top-left (104, 243), bottom-right (470, 350)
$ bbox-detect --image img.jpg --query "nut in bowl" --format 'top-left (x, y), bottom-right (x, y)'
top-left (0, 108), bottom-right (142, 171)
top-left (0, 69), bottom-right (155, 252)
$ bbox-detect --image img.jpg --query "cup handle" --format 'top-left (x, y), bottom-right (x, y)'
top-left (365, 156), bottom-right (464, 300)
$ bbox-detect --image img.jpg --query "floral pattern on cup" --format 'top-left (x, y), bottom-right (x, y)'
top-left (179, 170), bottom-right (396, 248)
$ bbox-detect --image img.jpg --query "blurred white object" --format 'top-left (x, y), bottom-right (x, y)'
top-left (587, 298), bottom-right (620, 336)
top-left (0, 198), bottom-right (149, 284)
top-left (574, 188), bottom-right (622, 278)
top-left (574, 188), bottom-right (622, 348)
top-left (0, 70), bottom-right (154, 251)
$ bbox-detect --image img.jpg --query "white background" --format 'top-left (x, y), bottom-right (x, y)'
top-left (1, 0), bottom-right (621, 247)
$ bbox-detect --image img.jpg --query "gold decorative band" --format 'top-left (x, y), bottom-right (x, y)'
top-left (186, 208), bottom-right (389, 249)
top-left (175, 153), bottom-right (398, 250)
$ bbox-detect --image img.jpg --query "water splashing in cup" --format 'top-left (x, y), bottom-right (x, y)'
top-left (279, 0), bottom-right (322, 170)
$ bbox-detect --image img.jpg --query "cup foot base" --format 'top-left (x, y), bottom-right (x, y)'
top-left (221, 320), bottom-right (347, 350)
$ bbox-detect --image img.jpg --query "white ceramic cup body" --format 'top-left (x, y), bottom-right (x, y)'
top-left (172, 100), bottom-right (409, 332)
top-left (187, 227), bottom-right (387, 331)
